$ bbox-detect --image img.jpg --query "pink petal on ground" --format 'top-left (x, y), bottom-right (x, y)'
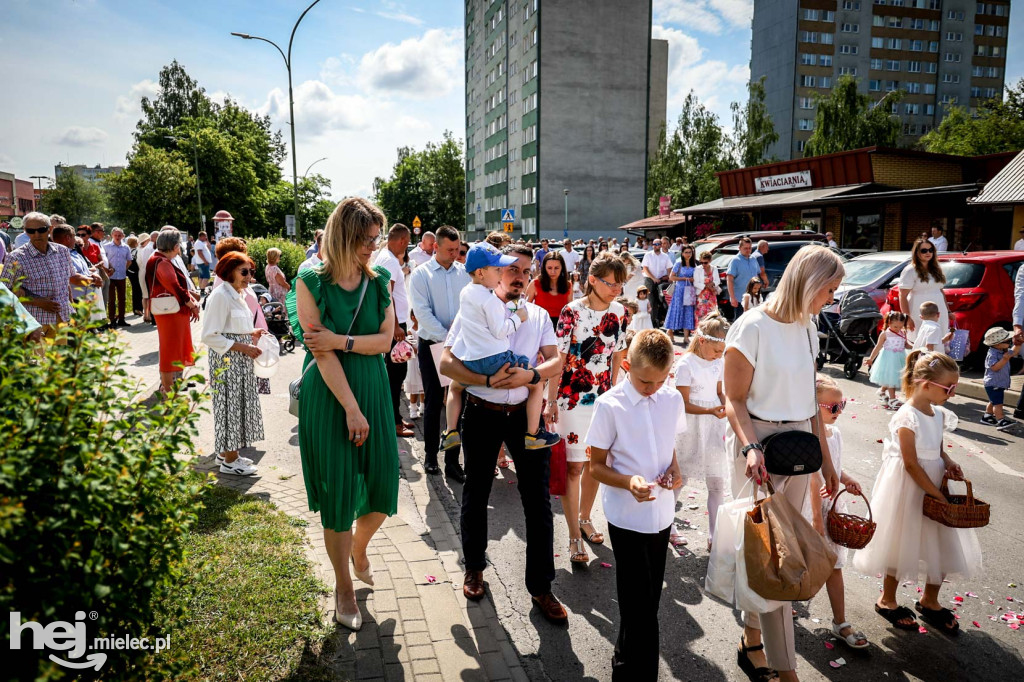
top-left (600, 562), bottom-right (613, 568)
top-left (1009, 597), bottom-right (1016, 601)
top-left (973, 621), bottom-right (981, 628)
top-left (954, 596), bottom-right (964, 603)
top-left (425, 575), bottom-right (437, 584)
top-left (824, 641), bottom-right (835, 650)
top-left (508, 480), bottom-right (515, 485)
top-left (554, 554), bottom-right (560, 557)
top-left (1011, 624), bottom-right (1020, 630)
top-left (876, 574), bottom-right (882, 578)
top-left (829, 661), bottom-right (841, 669)
top-left (966, 591), bottom-right (978, 598)
top-left (954, 614), bottom-right (961, 619)
top-left (917, 587), bottom-right (923, 593)
top-left (918, 626), bottom-right (928, 634)
top-left (990, 599), bottom-right (996, 604)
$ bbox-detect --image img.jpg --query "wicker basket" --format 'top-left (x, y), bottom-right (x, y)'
top-left (923, 475), bottom-right (990, 529)
top-left (826, 488), bottom-right (876, 550)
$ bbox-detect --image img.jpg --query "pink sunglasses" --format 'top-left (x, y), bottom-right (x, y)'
top-left (918, 379), bottom-right (958, 396)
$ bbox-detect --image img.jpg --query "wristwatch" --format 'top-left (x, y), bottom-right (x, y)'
top-left (529, 368), bottom-right (541, 385)
top-left (741, 442), bottom-right (765, 457)
top-left (343, 335), bottom-right (355, 352)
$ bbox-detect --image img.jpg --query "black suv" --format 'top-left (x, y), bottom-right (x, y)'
top-left (709, 241), bottom-right (847, 311)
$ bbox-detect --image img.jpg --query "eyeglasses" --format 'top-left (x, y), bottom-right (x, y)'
top-left (818, 400), bottom-right (847, 415)
top-left (24, 226), bottom-right (49, 235)
top-left (238, 268), bottom-right (252, 277)
top-left (594, 276), bottom-right (623, 290)
top-left (918, 247), bottom-right (934, 254)
top-left (919, 379), bottom-right (957, 396)
top-left (362, 233), bottom-right (382, 249)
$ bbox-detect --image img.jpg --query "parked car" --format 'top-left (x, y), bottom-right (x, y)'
top-left (881, 251), bottom-right (1024, 366)
top-left (692, 229), bottom-right (826, 261)
top-left (709, 240), bottom-right (847, 310)
top-left (827, 251), bottom-right (912, 314)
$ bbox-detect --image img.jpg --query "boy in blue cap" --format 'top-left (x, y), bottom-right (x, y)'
top-left (443, 243), bottom-right (561, 451)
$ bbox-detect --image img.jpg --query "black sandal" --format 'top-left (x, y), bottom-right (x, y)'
top-left (875, 603), bottom-right (918, 630)
top-left (737, 636), bottom-right (778, 682)
top-left (915, 601), bottom-right (960, 635)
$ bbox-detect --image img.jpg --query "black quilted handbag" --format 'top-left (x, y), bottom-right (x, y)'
top-left (761, 327), bottom-right (823, 476)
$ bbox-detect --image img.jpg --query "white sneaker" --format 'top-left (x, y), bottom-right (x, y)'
top-left (409, 404), bottom-right (420, 419)
top-left (216, 454), bottom-right (253, 466)
top-left (219, 460), bottom-right (258, 476)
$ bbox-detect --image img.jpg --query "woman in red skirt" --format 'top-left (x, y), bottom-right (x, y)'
top-left (147, 227), bottom-right (200, 392)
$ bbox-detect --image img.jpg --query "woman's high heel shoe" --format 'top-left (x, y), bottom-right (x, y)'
top-left (351, 555), bottom-right (374, 586)
top-left (334, 589), bottom-right (362, 631)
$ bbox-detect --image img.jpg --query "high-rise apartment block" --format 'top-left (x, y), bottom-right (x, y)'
top-left (463, 0), bottom-right (668, 239)
top-left (752, 0), bottom-right (1011, 160)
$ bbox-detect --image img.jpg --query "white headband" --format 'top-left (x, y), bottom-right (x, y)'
top-left (696, 330), bottom-right (726, 343)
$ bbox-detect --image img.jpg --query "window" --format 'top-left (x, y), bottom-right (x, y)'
top-left (908, 60), bottom-right (921, 72)
top-left (523, 92), bottom-right (537, 113)
top-left (873, 15), bottom-right (885, 26)
top-left (521, 217), bottom-right (536, 235)
top-left (510, 31), bottom-right (517, 46)
top-left (886, 60), bottom-right (900, 71)
top-left (905, 103), bottom-right (921, 115)
top-left (840, 44), bottom-right (859, 55)
top-left (924, 82), bottom-right (936, 94)
top-left (522, 187), bottom-right (536, 205)
top-left (904, 122), bottom-right (919, 135)
top-left (926, 62), bottom-right (937, 73)
top-left (821, 32), bottom-right (834, 44)
top-left (887, 38), bottom-right (902, 50)
top-left (940, 94), bottom-right (958, 104)
top-left (905, 81), bottom-right (921, 93)
top-left (798, 118), bottom-right (815, 130)
top-left (885, 80), bottom-right (899, 91)
top-left (887, 16), bottom-right (902, 28)
top-left (948, 9), bottom-right (964, 19)
top-left (523, 155), bottom-right (537, 173)
top-left (942, 73), bottom-right (960, 83)
top-left (842, 0), bottom-right (860, 8)
top-left (991, 46), bottom-right (1002, 57)
top-left (839, 66), bottom-right (857, 75)
top-left (944, 52), bottom-right (961, 62)
top-left (971, 86), bottom-right (982, 97)
top-left (946, 32), bottom-right (963, 41)
top-left (797, 140), bottom-right (806, 153)
top-left (800, 30), bottom-right (818, 43)
top-left (799, 97), bottom-right (815, 109)
top-left (987, 25), bottom-right (1005, 37)
top-left (869, 79), bottom-right (881, 91)
top-left (929, 41), bottom-right (939, 52)
top-left (801, 74), bottom-right (817, 87)
top-left (907, 18), bottom-right (924, 29)
top-left (821, 76), bottom-right (833, 88)
top-left (823, 10), bottom-right (835, 21)
top-left (523, 124), bottom-right (537, 143)
top-left (803, 8), bottom-right (820, 20)
top-left (530, 27), bottom-right (537, 46)
top-left (929, 19), bottom-right (941, 30)
top-left (841, 22), bottom-right (859, 32)
top-left (801, 52), bottom-right (816, 65)
top-left (908, 40), bottom-right (924, 51)
top-left (819, 54), bottom-right (833, 66)
top-left (926, 103), bottom-right (936, 115)
top-left (871, 58), bottom-right (884, 69)
top-left (872, 37), bottom-right (884, 49)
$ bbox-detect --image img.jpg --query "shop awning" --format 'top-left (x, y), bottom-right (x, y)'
top-left (675, 184), bottom-right (872, 214)
top-left (617, 214), bottom-right (690, 231)
top-left (824, 182), bottom-right (983, 204)
top-left (969, 150), bottom-right (1024, 205)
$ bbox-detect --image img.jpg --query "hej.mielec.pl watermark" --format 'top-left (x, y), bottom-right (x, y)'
top-left (9, 610), bottom-right (170, 671)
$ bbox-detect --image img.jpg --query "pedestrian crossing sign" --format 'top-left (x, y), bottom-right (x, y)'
top-left (501, 208), bottom-right (515, 222)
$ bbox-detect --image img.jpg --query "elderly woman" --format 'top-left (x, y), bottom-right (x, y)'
top-left (724, 245), bottom-right (843, 682)
top-left (210, 237), bottom-right (271, 393)
top-left (201, 250), bottom-right (266, 477)
top-left (137, 231), bottom-right (158, 323)
top-left (146, 228), bottom-right (200, 391)
top-left (288, 197), bottom-right (399, 631)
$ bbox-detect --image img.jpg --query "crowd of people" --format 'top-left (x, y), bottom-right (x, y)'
top-left (3, 205), bottom-right (1021, 681)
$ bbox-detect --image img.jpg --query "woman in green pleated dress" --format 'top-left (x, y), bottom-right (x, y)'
top-left (287, 197), bottom-right (399, 631)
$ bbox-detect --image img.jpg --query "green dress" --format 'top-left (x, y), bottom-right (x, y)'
top-left (287, 265), bottom-right (399, 532)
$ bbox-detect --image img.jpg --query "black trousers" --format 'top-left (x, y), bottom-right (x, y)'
top-left (417, 338), bottom-right (460, 468)
top-left (127, 270), bottom-right (142, 312)
top-left (107, 278), bottom-right (126, 323)
top-left (608, 523), bottom-right (671, 682)
top-left (644, 277), bottom-right (666, 327)
top-left (460, 400), bottom-right (555, 597)
top-left (1014, 389), bottom-right (1024, 419)
top-left (385, 323), bottom-right (409, 425)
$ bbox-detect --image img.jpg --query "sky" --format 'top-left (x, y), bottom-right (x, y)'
top-left (1, 0), bottom-right (1022, 203)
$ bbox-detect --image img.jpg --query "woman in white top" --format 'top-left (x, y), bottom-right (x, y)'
top-left (620, 251), bottom-right (644, 300)
top-left (898, 238), bottom-right (949, 343)
top-left (723, 245), bottom-right (843, 682)
top-left (200, 251), bottom-right (266, 477)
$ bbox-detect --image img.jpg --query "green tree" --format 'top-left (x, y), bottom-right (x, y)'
top-left (103, 144), bottom-right (195, 232)
top-left (804, 75), bottom-right (904, 157)
top-left (647, 92), bottom-right (735, 215)
top-left (920, 79), bottom-right (1024, 155)
top-left (38, 170), bottom-right (107, 225)
top-left (730, 76), bottom-right (779, 168)
top-left (135, 59), bottom-right (216, 144)
top-left (266, 174), bottom-right (334, 236)
top-left (373, 131), bottom-right (465, 229)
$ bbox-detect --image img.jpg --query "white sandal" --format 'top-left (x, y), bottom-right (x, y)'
top-left (832, 620), bottom-right (869, 649)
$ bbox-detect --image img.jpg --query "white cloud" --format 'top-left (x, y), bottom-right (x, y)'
top-left (653, 0), bottom-right (752, 34)
top-left (114, 79), bottom-right (159, 119)
top-left (652, 25), bottom-right (749, 124)
top-left (260, 81), bottom-right (374, 138)
top-left (396, 115), bottom-right (431, 132)
top-left (709, 0), bottom-right (754, 29)
top-left (356, 28), bottom-right (462, 97)
top-left (320, 55), bottom-right (357, 87)
top-left (376, 10), bottom-right (423, 25)
top-left (0, 152), bottom-right (14, 168)
top-left (54, 126), bottom-right (109, 147)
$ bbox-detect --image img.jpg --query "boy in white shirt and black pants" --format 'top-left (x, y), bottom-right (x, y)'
top-left (587, 329), bottom-right (684, 680)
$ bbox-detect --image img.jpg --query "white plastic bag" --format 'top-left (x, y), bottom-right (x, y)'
top-left (253, 333), bottom-right (280, 379)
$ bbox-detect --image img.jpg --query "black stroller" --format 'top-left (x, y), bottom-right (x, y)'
top-left (816, 290), bottom-right (882, 379)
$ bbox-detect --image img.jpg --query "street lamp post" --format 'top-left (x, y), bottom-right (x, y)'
top-left (303, 157), bottom-right (327, 178)
top-left (563, 188), bottom-right (569, 239)
top-left (166, 135), bottom-right (204, 234)
top-left (29, 176), bottom-right (50, 209)
top-left (232, 0), bottom-right (323, 243)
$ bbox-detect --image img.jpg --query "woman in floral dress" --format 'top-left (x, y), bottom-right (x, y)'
top-left (665, 245), bottom-right (697, 344)
top-left (695, 250), bottom-right (721, 323)
top-left (546, 252), bottom-right (629, 565)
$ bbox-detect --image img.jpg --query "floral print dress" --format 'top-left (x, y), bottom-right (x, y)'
top-left (555, 299), bottom-right (628, 462)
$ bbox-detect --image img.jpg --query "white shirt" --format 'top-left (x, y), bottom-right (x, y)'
top-left (137, 243), bottom-right (156, 295)
top-left (929, 235), bottom-right (948, 252)
top-left (912, 319), bottom-right (943, 350)
top-left (298, 254), bottom-right (322, 272)
top-left (585, 382), bottom-right (682, 533)
top-left (1014, 238), bottom-right (1024, 251)
top-left (560, 247), bottom-right (581, 272)
top-left (374, 247), bottom-right (409, 324)
top-left (408, 246), bottom-right (433, 268)
top-left (828, 239), bottom-right (838, 249)
top-left (201, 283), bottom-right (255, 355)
top-left (195, 240), bottom-right (211, 264)
top-left (642, 250), bottom-right (672, 280)
top-left (173, 255), bottom-right (198, 292)
top-left (674, 354), bottom-right (723, 403)
top-left (725, 308), bottom-right (819, 422)
top-left (89, 238), bottom-right (109, 268)
top-left (446, 299), bottom-right (556, 405)
top-left (452, 283), bottom-right (521, 362)
top-left (668, 242), bottom-right (682, 253)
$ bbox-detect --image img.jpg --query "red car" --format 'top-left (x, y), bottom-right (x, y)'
top-left (881, 251), bottom-right (1024, 366)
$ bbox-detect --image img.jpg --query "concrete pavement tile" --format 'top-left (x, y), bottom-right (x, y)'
top-left (384, 662), bottom-right (409, 682)
top-left (355, 649), bottom-right (384, 679)
top-left (376, 613), bottom-right (402, 636)
top-left (404, 631), bottom-right (432, 648)
top-left (499, 641), bottom-right (519, 669)
top-left (480, 651), bottom-right (509, 681)
top-left (380, 635), bottom-right (408, 664)
top-left (410, 659), bottom-right (440, 676)
top-left (412, 674), bottom-right (443, 682)
top-left (371, 589), bottom-right (398, 613)
top-left (354, 621), bottom-right (380, 650)
top-left (394, 540), bottom-right (438, 562)
top-left (408, 558), bottom-right (446, 584)
top-left (390, 560), bottom-right (413, 580)
top-left (417, 583), bottom-right (467, 642)
top-left (383, 523), bottom-right (422, 545)
top-left (509, 666), bottom-right (530, 682)
top-left (398, 597), bottom-right (425, 621)
top-left (470, 625), bottom-right (500, 653)
top-left (403, 619), bottom-right (428, 633)
top-left (393, 577), bottom-right (419, 599)
top-left (434, 639), bottom-right (488, 681)
top-left (406, 644), bottom-right (435, 661)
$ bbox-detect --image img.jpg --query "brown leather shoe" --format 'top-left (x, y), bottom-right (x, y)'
top-left (463, 570), bottom-right (485, 601)
top-left (396, 425), bottom-right (414, 438)
top-left (532, 593), bottom-right (568, 623)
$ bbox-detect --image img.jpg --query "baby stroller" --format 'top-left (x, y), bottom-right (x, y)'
top-left (816, 289), bottom-right (882, 379)
top-left (260, 297), bottom-right (296, 354)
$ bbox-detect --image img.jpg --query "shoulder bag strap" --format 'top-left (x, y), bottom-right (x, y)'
top-left (296, 274), bottom-right (370, 387)
top-left (807, 326), bottom-right (819, 440)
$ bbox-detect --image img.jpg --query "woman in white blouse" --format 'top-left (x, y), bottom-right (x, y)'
top-left (723, 245), bottom-right (843, 682)
top-left (898, 237), bottom-right (949, 343)
top-left (200, 251), bottom-right (266, 476)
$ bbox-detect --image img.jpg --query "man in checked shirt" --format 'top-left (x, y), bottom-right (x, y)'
top-left (1, 212), bottom-right (90, 339)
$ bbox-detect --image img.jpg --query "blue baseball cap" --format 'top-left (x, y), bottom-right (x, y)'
top-left (465, 243), bottom-right (517, 273)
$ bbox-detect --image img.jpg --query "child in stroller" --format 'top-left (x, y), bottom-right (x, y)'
top-left (258, 290), bottom-right (296, 353)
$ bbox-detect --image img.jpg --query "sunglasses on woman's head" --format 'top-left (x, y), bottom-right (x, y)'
top-left (818, 400), bottom-right (846, 415)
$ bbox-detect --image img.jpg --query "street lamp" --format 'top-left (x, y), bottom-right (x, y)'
top-left (232, 0), bottom-right (323, 243)
top-left (166, 135), bottom-right (204, 233)
top-left (29, 176), bottom-right (51, 208)
top-left (303, 157), bottom-right (327, 178)
top-left (563, 188), bottom-right (569, 239)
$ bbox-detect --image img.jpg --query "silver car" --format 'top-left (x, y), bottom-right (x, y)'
top-left (828, 251), bottom-right (912, 314)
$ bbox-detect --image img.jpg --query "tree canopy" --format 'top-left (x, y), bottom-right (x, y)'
top-left (804, 75), bottom-right (903, 157)
top-left (920, 78), bottom-right (1024, 156)
top-left (38, 170), bottom-right (107, 225)
top-left (372, 131), bottom-right (465, 230)
top-left (730, 77), bottom-right (780, 168)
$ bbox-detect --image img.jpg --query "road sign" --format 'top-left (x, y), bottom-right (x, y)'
top-left (412, 216), bottom-right (422, 228)
top-left (659, 196), bottom-right (671, 216)
top-left (413, 227), bottom-right (421, 235)
top-left (285, 214), bottom-right (296, 236)
top-left (10, 216), bottom-right (23, 229)
top-left (501, 208), bottom-right (515, 222)
top-left (503, 222), bottom-right (514, 233)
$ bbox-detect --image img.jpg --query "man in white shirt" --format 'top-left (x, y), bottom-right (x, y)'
top-left (668, 237), bottom-right (683, 254)
top-left (929, 225), bottom-right (948, 252)
top-left (826, 232), bottom-right (839, 249)
top-left (194, 231), bottom-right (213, 289)
top-left (641, 238), bottom-right (673, 327)
top-left (375, 224), bottom-right (415, 438)
top-left (559, 238), bottom-right (581, 273)
top-left (408, 231), bottom-right (436, 268)
top-left (440, 243), bottom-right (567, 623)
top-left (1013, 226), bottom-right (1024, 251)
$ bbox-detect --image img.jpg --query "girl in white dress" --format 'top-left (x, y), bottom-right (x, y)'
top-left (620, 251), bottom-right (644, 299)
top-left (403, 323), bottom-right (424, 418)
top-left (865, 311), bottom-right (911, 409)
top-left (629, 287), bottom-right (653, 331)
top-left (898, 238), bottom-right (949, 344)
top-left (673, 311), bottom-right (730, 549)
top-left (807, 376), bottom-right (868, 649)
top-left (854, 351), bottom-right (981, 634)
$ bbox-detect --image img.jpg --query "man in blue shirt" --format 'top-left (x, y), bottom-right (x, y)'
top-left (533, 239), bottom-right (549, 275)
top-left (726, 238), bottom-right (762, 320)
top-left (409, 225), bottom-right (471, 481)
top-left (103, 227), bottom-right (134, 327)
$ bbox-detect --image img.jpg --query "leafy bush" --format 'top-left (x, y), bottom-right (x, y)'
top-left (247, 237), bottom-right (307, 287)
top-left (0, 302), bottom-right (207, 680)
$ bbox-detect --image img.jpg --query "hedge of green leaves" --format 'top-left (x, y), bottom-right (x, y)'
top-left (246, 237), bottom-right (308, 288)
top-left (0, 301), bottom-right (207, 680)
